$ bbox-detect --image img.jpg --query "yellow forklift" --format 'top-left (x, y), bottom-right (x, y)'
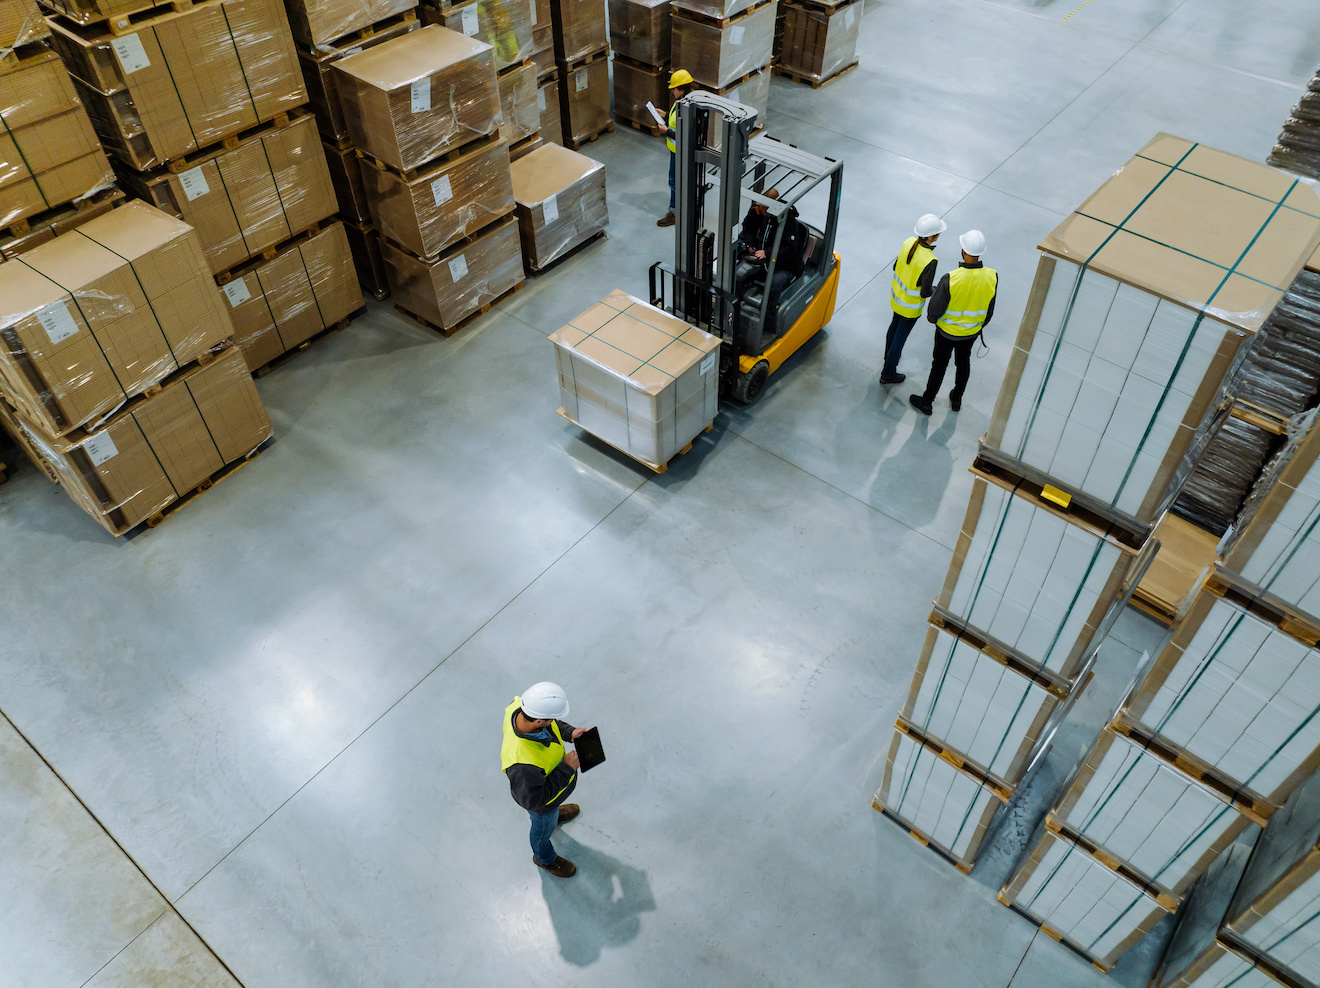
top-left (649, 93), bottom-right (844, 403)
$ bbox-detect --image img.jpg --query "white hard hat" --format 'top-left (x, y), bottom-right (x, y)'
top-left (959, 230), bottom-right (987, 256)
top-left (521, 682), bottom-right (570, 719)
top-left (914, 214), bottom-right (947, 238)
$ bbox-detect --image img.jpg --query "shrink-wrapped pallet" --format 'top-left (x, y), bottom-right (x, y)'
top-left (0, 0), bottom-right (46, 50)
top-left (498, 62), bottom-right (540, 145)
top-left (323, 141), bottom-right (372, 225)
top-left (298, 11), bottom-right (419, 143)
top-left (510, 143), bottom-right (606, 271)
top-left (671, 0), bottom-right (774, 89)
top-left (537, 74), bottom-right (562, 145)
top-left (557, 57), bottom-right (609, 146)
top-left (671, 0), bottom-right (756, 22)
top-left (777, 0), bottom-right (859, 84)
top-left (420, 0), bottom-right (534, 71)
top-left (549, 0), bottom-right (606, 63)
top-left (281, 0), bottom-right (418, 48)
top-left (608, 0), bottom-right (670, 64)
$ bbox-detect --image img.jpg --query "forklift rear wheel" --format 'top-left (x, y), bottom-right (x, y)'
top-left (733, 361), bottom-right (770, 405)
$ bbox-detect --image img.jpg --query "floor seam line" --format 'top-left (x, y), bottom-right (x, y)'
top-left (0, 707), bottom-right (250, 988)
top-left (76, 908), bottom-right (170, 988)
top-left (174, 479), bottom-right (649, 902)
top-left (1005, 928), bottom-right (1040, 987)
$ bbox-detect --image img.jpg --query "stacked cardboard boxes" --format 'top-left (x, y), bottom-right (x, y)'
top-left (335, 24), bottom-right (523, 332)
top-left (0, 200), bottom-right (273, 534)
top-left (551, 0), bottom-right (610, 148)
top-left (510, 142), bottom-right (606, 272)
top-left (671, 0), bottom-right (774, 129)
top-left (772, 0), bottom-right (859, 88)
top-left (609, 0), bottom-right (670, 136)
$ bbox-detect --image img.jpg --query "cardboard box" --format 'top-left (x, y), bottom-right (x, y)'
top-left (530, 25), bottom-right (555, 76)
top-left (362, 135), bottom-right (514, 259)
top-left (333, 25), bottom-right (502, 174)
top-left (986, 135), bottom-right (1320, 524)
top-left (510, 142), bottom-right (605, 271)
top-left (0, 392), bottom-right (59, 483)
top-left (557, 57), bottom-right (609, 146)
top-left (498, 61), bottom-right (540, 145)
top-left (608, 0), bottom-right (670, 65)
top-left (671, 0), bottom-right (756, 21)
top-left (671, 0), bottom-right (774, 89)
top-left (344, 220), bottom-right (389, 299)
top-left (12, 345), bottom-right (272, 535)
top-left (550, 0), bottom-right (606, 63)
top-left (116, 112), bottom-right (338, 276)
top-left (550, 289), bottom-right (719, 469)
top-left (0, 0), bottom-right (47, 51)
top-left (220, 220), bottom-right (363, 371)
top-left (0, 200), bottom-right (235, 437)
top-left (612, 58), bottom-right (668, 132)
top-left (537, 74), bottom-right (562, 145)
top-left (778, 0), bottom-right (859, 82)
top-left (705, 63), bottom-right (768, 143)
top-left (298, 10), bottom-right (419, 144)
top-left (323, 139), bottom-right (371, 225)
top-left (382, 212), bottom-right (522, 329)
top-left (48, 0), bottom-right (306, 171)
top-left (0, 48), bottom-right (115, 230)
top-left (282, 0), bottom-right (419, 47)
top-left (0, 186), bottom-right (121, 261)
top-left (420, 0), bottom-right (534, 71)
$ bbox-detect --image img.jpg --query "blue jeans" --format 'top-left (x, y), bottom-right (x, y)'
top-left (882, 311), bottom-right (918, 378)
top-left (668, 151), bottom-right (676, 211)
top-left (530, 807), bottom-right (560, 866)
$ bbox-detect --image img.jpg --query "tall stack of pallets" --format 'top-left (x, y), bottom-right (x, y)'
top-left (771, 0), bottom-right (858, 90)
top-left (550, 0), bottom-right (611, 149)
top-left (671, 0), bottom-right (774, 131)
top-left (609, 0), bottom-right (670, 137)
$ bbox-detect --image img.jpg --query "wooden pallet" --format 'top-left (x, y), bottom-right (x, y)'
top-left (252, 309), bottom-right (363, 378)
top-left (509, 133), bottom-right (544, 161)
top-left (1230, 397), bottom-right (1291, 436)
top-left (562, 45), bottom-right (609, 69)
top-left (671, 0), bottom-right (774, 28)
top-left (872, 802), bottom-right (974, 874)
top-left (312, 7), bottom-right (418, 52)
top-left (557, 410), bottom-right (713, 474)
top-left (41, 0), bottom-right (195, 34)
top-left (160, 110), bottom-right (294, 173)
top-left (567, 120), bottom-right (614, 151)
top-left (893, 718), bottom-right (1016, 802)
top-left (394, 281), bottom-right (524, 338)
top-left (1043, 814), bottom-right (1180, 911)
top-left (1203, 568), bottom-right (1320, 647)
top-left (0, 187), bottom-right (124, 259)
top-left (527, 230), bottom-right (607, 275)
top-left (773, 58), bottom-right (859, 89)
top-left (128, 437), bottom-right (273, 536)
top-left (617, 113), bottom-right (664, 138)
top-left (356, 129), bottom-right (502, 181)
top-left (214, 220), bottom-right (328, 286)
top-left (998, 895), bottom-right (1111, 973)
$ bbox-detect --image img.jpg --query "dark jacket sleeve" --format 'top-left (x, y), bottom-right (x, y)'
top-left (926, 273), bottom-right (951, 324)
top-left (506, 759), bottom-right (578, 813)
top-left (982, 274), bottom-right (998, 329)
top-left (918, 258), bottom-right (938, 298)
top-left (739, 208), bottom-right (759, 248)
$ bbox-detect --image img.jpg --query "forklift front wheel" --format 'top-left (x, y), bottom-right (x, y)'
top-left (733, 360), bottom-right (770, 405)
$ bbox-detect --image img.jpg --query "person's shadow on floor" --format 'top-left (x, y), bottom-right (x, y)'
top-left (538, 833), bottom-right (656, 966)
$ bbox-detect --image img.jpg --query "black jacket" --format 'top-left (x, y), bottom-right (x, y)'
top-left (505, 709), bottom-right (578, 813)
top-left (739, 206), bottom-right (808, 276)
top-left (926, 260), bottom-right (997, 338)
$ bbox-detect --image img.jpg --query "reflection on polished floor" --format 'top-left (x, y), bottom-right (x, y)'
top-left (4, 1), bottom-right (1319, 985)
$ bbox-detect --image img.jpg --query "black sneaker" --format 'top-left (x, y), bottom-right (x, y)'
top-left (950, 396), bottom-right (962, 412)
top-left (909, 395), bottom-right (933, 415)
top-left (879, 373), bottom-right (906, 384)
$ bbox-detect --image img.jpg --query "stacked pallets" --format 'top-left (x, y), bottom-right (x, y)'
top-left (671, 0), bottom-right (773, 128)
top-left (550, 0), bottom-right (611, 149)
top-left (609, 0), bottom-right (669, 137)
top-left (772, 0), bottom-right (858, 89)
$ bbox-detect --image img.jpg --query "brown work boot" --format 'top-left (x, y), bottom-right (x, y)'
top-left (535, 855), bottom-right (577, 877)
top-left (557, 804), bottom-right (580, 824)
top-left (657, 211), bottom-right (675, 227)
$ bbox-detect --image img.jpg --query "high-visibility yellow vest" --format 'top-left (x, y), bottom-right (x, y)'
top-left (890, 237), bottom-right (935, 317)
top-left (666, 102), bottom-right (678, 153)
top-left (500, 698), bottom-right (574, 801)
top-left (936, 266), bottom-right (998, 338)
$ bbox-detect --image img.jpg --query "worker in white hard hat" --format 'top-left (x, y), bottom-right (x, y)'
top-left (910, 229), bottom-right (998, 416)
top-left (500, 681), bottom-right (591, 878)
top-left (657, 69), bottom-right (696, 228)
top-left (880, 213), bottom-right (946, 385)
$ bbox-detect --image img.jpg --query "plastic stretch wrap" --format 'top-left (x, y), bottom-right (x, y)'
top-left (14, 345), bottom-right (271, 535)
top-left (344, 220), bottom-right (389, 299)
top-left (298, 11), bottom-right (418, 144)
top-left (117, 112), bottom-right (338, 276)
top-left (608, 0), bottom-right (671, 65)
top-left (671, 1), bottom-right (774, 89)
top-left (383, 212), bottom-right (522, 328)
top-left (671, 0), bottom-right (756, 23)
top-left (1232, 269), bottom-right (1320, 417)
top-left (1173, 416), bottom-right (1280, 536)
top-left (530, 26), bottom-right (554, 73)
top-left (334, 25), bottom-right (502, 175)
top-left (510, 143), bottom-right (605, 271)
top-left (323, 139), bottom-right (371, 224)
top-left (988, 136), bottom-right (1320, 524)
top-left (220, 221), bottom-right (363, 371)
top-left (1123, 588), bottom-right (1320, 809)
top-left (874, 724), bottom-right (1003, 869)
top-left (0, 392), bottom-right (59, 482)
top-left (0, 0), bottom-right (48, 53)
top-left (0, 200), bottom-right (235, 438)
top-left (47, 0), bottom-right (307, 171)
top-left (778, 0), bottom-right (859, 82)
top-left (549, 0), bottom-right (606, 64)
top-left (1003, 825), bottom-right (1171, 970)
top-left (0, 48), bottom-right (115, 230)
top-left (551, 289), bottom-right (720, 468)
top-left (497, 62), bottom-right (539, 145)
top-left (612, 58), bottom-right (668, 131)
top-left (705, 65), bottom-right (768, 146)
top-left (1268, 71), bottom-right (1320, 181)
top-left (364, 136), bottom-right (513, 260)
top-left (557, 57), bottom-right (608, 144)
top-left (422, 0), bottom-right (534, 71)
top-left (536, 75), bottom-right (562, 145)
top-left (282, 0), bottom-right (418, 48)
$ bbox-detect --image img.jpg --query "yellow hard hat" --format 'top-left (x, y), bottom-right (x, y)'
top-left (669, 69), bottom-right (694, 89)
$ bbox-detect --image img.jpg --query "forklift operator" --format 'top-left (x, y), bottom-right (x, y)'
top-left (736, 189), bottom-right (807, 323)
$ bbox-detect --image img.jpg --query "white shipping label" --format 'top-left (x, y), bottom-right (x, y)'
top-left (537, 87), bottom-right (546, 111)
top-left (37, 301), bottom-right (79, 344)
top-left (529, 0), bottom-right (537, 24)
top-left (700, 353), bottom-right (715, 374)
top-left (575, 67), bottom-right (588, 92)
top-left (448, 254), bottom-right (469, 281)
top-left (222, 277), bottom-right (251, 307)
top-left (178, 165), bottom-right (210, 200)
top-left (460, 5), bottom-right (479, 35)
top-left (111, 33), bottom-right (151, 73)
top-left (543, 195), bottom-right (559, 223)
top-left (844, 5), bottom-right (854, 27)
top-left (729, 25), bottom-right (744, 45)
top-left (411, 77), bottom-right (432, 113)
top-left (431, 173), bottom-right (454, 205)
top-left (83, 433), bottom-right (119, 467)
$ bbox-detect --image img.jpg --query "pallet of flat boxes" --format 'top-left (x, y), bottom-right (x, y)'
top-left (609, 0), bottom-right (670, 137)
top-left (772, 0), bottom-right (859, 89)
top-left (510, 142), bottom-right (607, 272)
top-left (988, 135), bottom-right (1320, 970)
top-left (0, 200), bottom-right (274, 534)
top-left (550, 0), bottom-right (610, 149)
top-left (334, 24), bottom-right (523, 335)
top-left (671, 0), bottom-right (773, 131)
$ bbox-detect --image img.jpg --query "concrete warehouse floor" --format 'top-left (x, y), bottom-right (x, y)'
top-left (4, 1), bottom-right (1320, 985)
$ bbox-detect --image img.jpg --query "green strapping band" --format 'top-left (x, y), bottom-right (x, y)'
top-left (182, 379), bottom-right (225, 462)
top-left (74, 229), bottom-right (181, 366)
top-left (294, 242), bottom-right (330, 331)
top-left (151, 26), bottom-right (200, 155)
top-left (257, 134), bottom-right (295, 239)
top-left (212, 157), bottom-right (253, 259)
top-left (219, 5), bottom-right (262, 120)
top-left (0, 108), bottom-right (50, 209)
top-left (252, 268), bottom-right (289, 352)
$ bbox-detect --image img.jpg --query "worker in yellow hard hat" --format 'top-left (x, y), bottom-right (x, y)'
top-left (658, 69), bottom-right (695, 228)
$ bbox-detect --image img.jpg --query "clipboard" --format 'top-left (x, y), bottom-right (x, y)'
top-left (574, 727), bottom-right (606, 772)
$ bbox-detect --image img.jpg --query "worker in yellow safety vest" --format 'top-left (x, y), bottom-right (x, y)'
top-left (880, 213), bottom-right (946, 385)
top-left (501, 682), bottom-right (590, 877)
top-left (910, 230), bottom-right (997, 415)
top-left (657, 69), bottom-right (696, 228)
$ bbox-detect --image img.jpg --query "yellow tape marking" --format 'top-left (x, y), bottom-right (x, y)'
top-left (1062, 0), bottom-right (1093, 20)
